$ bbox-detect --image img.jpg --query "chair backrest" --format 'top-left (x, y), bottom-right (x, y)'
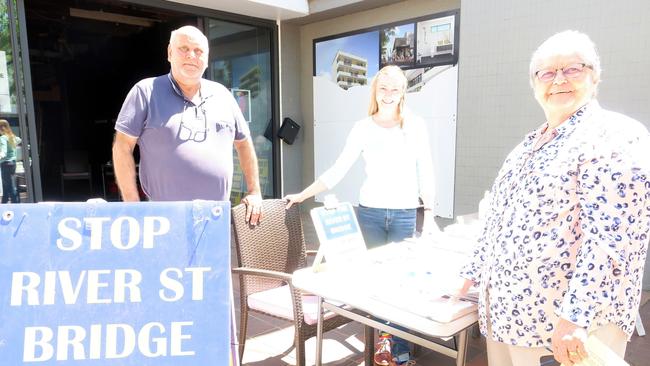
top-left (231, 199), bottom-right (307, 295)
top-left (63, 150), bottom-right (89, 173)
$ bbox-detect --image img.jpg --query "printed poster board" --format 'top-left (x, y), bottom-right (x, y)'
top-left (0, 201), bottom-right (232, 365)
top-left (312, 10), bottom-right (460, 218)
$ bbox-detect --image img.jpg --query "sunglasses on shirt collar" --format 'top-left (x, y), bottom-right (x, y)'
top-left (178, 95), bottom-right (212, 143)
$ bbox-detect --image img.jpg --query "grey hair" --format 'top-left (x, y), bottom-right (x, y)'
top-left (169, 26), bottom-right (209, 48)
top-left (529, 30), bottom-right (601, 87)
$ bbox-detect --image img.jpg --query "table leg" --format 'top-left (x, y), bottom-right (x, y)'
top-left (364, 325), bottom-right (374, 366)
top-left (315, 296), bottom-right (323, 366)
top-left (455, 329), bottom-right (468, 366)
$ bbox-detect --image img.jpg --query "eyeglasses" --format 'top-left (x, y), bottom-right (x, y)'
top-left (178, 101), bottom-right (208, 142)
top-left (534, 63), bottom-right (592, 83)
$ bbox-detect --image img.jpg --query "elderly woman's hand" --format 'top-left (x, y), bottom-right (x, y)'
top-left (448, 277), bottom-right (475, 299)
top-left (551, 318), bottom-right (588, 366)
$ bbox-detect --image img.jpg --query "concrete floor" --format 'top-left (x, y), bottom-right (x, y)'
top-left (233, 211), bottom-right (650, 366)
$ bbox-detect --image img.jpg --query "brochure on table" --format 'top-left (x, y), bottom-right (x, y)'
top-left (309, 200), bottom-right (477, 323)
top-left (365, 238), bottom-right (478, 323)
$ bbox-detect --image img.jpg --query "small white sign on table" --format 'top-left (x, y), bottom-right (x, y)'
top-left (310, 200), bottom-right (367, 271)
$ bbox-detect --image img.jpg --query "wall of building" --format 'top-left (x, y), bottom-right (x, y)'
top-left (457, 0), bottom-right (650, 289)
top-left (278, 22), bottom-right (304, 196)
top-left (286, 0), bottom-right (650, 213)
top-left (290, 0), bottom-right (460, 205)
top-left (456, 0), bottom-right (650, 214)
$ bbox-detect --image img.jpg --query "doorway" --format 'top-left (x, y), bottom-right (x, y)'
top-left (23, 0), bottom-right (195, 200)
top-left (206, 19), bottom-right (276, 203)
top-left (21, 0), bottom-right (278, 202)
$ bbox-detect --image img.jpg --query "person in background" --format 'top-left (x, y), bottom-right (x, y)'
top-left (0, 119), bottom-right (21, 203)
top-left (456, 30), bottom-right (650, 366)
top-left (112, 26), bottom-right (262, 224)
top-left (285, 65), bottom-right (439, 248)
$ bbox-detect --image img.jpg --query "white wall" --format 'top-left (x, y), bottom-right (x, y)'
top-left (456, 0), bottom-right (650, 288)
top-left (279, 22), bottom-right (304, 196)
top-left (456, 0), bottom-right (650, 214)
top-left (281, 0), bottom-right (650, 276)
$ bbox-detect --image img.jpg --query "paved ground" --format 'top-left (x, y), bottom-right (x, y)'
top-left (233, 211), bottom-right (650, 365)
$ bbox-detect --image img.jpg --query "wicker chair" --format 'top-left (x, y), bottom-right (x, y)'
top-left (231, 199), bottom-right (351, 366)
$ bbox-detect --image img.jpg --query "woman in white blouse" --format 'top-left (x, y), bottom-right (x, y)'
top-left (285, 65), bottom-right (438, 248)
top-left (456, 30), bottom-right (650, 366)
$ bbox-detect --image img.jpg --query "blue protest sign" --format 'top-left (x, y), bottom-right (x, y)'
top-left (0, 201), bottom-right (231, 365)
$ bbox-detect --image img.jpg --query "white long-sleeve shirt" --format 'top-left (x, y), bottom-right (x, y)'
top-left (319, 115), bottom-right (435, 209)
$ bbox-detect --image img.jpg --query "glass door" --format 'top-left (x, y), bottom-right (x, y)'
top-left (205, 19), bottom-right (276, 203)
top-left (1, 0), bottom-right (41, 202)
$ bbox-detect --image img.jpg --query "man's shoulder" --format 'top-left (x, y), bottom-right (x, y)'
top-left (122, 75), bottom-right (175, 106)
top-left (132, 74), bottom-right (169, 91)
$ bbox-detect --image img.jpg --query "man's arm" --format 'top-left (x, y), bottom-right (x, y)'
top-left (112, 131), bottom-right (140, 201)
top-left (234, 137), bottom-right (262, 225)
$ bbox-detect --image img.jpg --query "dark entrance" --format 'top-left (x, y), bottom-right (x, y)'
top-left (24, 0), bottom-right (196, 200)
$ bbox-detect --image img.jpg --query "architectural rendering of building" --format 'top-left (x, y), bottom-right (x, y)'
top-left (330, 50), bottom-right (368, 90)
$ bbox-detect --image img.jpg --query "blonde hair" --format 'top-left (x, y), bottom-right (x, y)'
top-left (368, 65), bottom-right (408, 127)
top-left (0, 119), bottom-right (16, 149)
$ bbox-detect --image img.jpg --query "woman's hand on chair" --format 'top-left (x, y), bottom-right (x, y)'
top-left (284, 193), bottom-right (304, 209)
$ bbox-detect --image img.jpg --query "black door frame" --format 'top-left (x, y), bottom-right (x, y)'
top-left (7, 0), bottom-right (43, 202)
top-left (13, 0), bottom-right (282, 201)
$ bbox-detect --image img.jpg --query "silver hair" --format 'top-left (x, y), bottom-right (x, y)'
top-left (169, 26), bottom-right (209, 48)
top-left (529, 30), bottom-right (601, 87)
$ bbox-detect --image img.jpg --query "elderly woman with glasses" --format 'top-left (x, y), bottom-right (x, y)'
top-left (455, 30), bottom-right (650, 366)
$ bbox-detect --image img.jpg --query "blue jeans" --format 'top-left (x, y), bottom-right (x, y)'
top-left (1, 161), bottom-right (19, 203)
top-left (357, 205), bottom-right (416, 249)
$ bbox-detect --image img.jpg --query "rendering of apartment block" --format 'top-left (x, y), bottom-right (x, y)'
top-left (330, 50), bottom-right (368, 90)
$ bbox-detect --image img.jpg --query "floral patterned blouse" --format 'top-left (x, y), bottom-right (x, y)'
top-left (460, 101), bottom-right (650, 347)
